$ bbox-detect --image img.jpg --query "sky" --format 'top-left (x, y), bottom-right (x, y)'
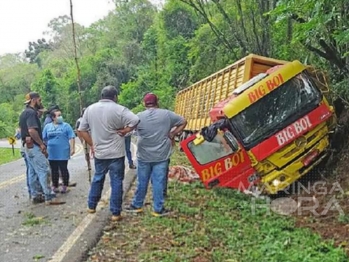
top-left (0, 0), bottom-right (163, 56)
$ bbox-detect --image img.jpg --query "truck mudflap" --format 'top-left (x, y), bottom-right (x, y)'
top-left (180, 133), bottom-right (259, 191)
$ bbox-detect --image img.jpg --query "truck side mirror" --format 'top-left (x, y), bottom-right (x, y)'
top-left (223, 131), bottom-right (239, 152)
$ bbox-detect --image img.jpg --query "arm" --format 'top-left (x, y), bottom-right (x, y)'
top-left (80, 131), bottom-right (93, 147)
top-left (75, 119), bottom-right (84, 143)
top-left (42, 125), bottom-right (48, 145)
top-left (116, 126), bottom-right (137, 137)
top-left (70, 138), bottom-right (76, 155)
top-left (78, 109), bottom-right (93, 148)
top-left (27, 111), bottom-right (46, 151)
top-left (67, 124), bottom-right (76, 155)
top-left (116, 108), bottom-right (140, 137)
top-left (76, 131), bottom-right (84, 143)
top-left (168, 111), bottom-right (187, 139)
top-left (28, 129), bottom-right (45, 147)
top-left (169, 121), bottom-right (187, 139)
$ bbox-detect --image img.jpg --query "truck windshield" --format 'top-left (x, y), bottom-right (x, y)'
top-left (230, 73), bottom-right (322, 149)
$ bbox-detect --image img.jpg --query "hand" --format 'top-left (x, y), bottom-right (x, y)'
top-left (168, 132), bottom-right (176, 140)
top-left (90, 146), bottom-right (95, 158)
top-left (40, 144), bottom-right (47, 153)
top-left (116, 126), bottom-right (134, 137)
top-left (40, 145), bottom-right (48, 158)
top-left (70, 149), bottom-right (75, 156)
top-left (116, 128), bottom-right (128, 137)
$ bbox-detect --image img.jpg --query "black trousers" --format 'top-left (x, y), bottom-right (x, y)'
top-left (49, 160), bottom-right (69, 187)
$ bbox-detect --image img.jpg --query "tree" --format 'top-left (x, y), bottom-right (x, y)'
top-left (24, 38), bottom-right (52, 67)
top-left (31, 69), bottom-right (59, 106)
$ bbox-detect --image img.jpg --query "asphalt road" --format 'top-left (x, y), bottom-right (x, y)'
top-left (0, 140), bottom-right (136, 262)
top-left (0, 138), bottom-right (20, 149)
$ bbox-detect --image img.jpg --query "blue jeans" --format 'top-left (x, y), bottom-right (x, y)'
top-left (21, 151), bottom-right (30, 196)
top-left (25, 145), bottom-right (54, 201)
top-left (88, 157), bottom-right (125, 215)
top-left (164, 159), bottom-right (170, 197)
top-left (132, 159), bottom-right (169, 213)
top-left (125, 136), bottom-right (133, 166)
top-left (21, 151), bottom-right (42, 198)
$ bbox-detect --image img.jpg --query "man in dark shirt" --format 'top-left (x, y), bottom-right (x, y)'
top-left (19, 92), bottom-right (64, 205)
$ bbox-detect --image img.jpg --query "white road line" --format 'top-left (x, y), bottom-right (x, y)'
top-left (49, 188), bottom-right (113, 262)
top-left (49, 143), bottom-right (137, 262)
top-left (0, 144), bottom-right (84, 189)
top-left (0, 174), bottom-right (26, 189)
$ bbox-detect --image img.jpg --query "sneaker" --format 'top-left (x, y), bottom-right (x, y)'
top-left (87, 208), bottom-right (96, 214)
top-left (124, 205), bottom-right (143, 213)
top-left (52, 187), bottom-right (59, 194)
top-left (111, 215), bottom-right (122, 222)
top-left (60, 186), bottom-right (68, 194)
top-left (129, 164), bottom-right (136, 169)
top-left (151, 208), bottom-right (172, 217)
top-left (32, 196), bottom-right (45, 204)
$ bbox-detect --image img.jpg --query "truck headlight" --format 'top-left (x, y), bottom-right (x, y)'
top-left (272, 179), bottom-right (281, 187)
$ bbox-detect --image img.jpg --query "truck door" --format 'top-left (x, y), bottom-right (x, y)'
top-left (180, 132), bottom-right (258, 191)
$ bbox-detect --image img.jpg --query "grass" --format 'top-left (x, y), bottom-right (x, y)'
top-left (86, 147), bottom-right (349, 262)
top-left (22, 212), bottom-right (48, 226)
top-left (87, 182), bottom-right (348, 262)
top-left (0, 147), bottom-right (21, 165)
top-left (169, 143), bottom-right (191, 166)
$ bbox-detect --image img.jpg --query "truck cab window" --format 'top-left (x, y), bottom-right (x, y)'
top-left (188, 133), bottom-right (233, 165)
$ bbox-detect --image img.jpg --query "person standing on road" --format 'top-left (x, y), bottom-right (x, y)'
top-left (75, 107), bottom-right (92, 158)
top-left (19, 92), bottom-right (64, 205)
top-left (125, 132), bottom-right (136, 169)
top-left (19, 106), bottom-right (47, 200)
top-left (125, 93), bottom-right (187, 217)
top-left (43, 105), bottom-right (60, 127)
top-left (78, 86), bottom-right (139, 221)
top-left (75, 108), bottom-right (86, 143)
top-left (43, 109), bottom-right (76, 194)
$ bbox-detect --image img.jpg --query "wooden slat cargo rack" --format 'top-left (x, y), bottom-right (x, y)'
top-left (174, 54), bottom-right (289, 139)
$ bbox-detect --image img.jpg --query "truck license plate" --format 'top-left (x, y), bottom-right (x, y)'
top-left (302, 150), bottom-right (319, 166)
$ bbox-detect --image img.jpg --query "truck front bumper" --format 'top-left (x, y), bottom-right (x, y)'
top-left (260, 136), bottom-right (329, 194)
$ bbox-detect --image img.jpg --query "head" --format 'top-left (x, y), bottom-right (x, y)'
top-left (143, 93), bottom-right (158, 108)
top-left (24, 92), bottom-right (42, 110)
top-left (101, 86), bottom-right (118, 102)
top-left (47, 105), bottom-right (60, 116)
top-left (50, 110), bottom-right (63, 124)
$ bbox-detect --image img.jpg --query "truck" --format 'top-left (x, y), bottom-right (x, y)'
top-left (176, 54), bottom-right (338, 194)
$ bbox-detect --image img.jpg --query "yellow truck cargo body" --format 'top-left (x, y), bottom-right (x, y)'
top-left (175, 54), bottom-right (289, 132)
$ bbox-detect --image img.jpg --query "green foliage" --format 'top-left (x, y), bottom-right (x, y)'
top-left (87, 180), bottom-right (348, 261)
top-left (22, 212), bottom-right (48, 226)
top-left (24, 38), bottom-right (52, 67)
top-left (31, 69), bottom-right (58, 106)
top-left (0, 148), bottom-right (21, 165)
top-left (0, 102), bottom-right (20, 138)
top-left (2, 0), bottom-right (349, 131)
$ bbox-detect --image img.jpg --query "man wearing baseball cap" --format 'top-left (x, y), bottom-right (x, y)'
top-left (19, 92), bottom-right (64, 205)
top-left (125, 93), bottom-right (187, 216)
